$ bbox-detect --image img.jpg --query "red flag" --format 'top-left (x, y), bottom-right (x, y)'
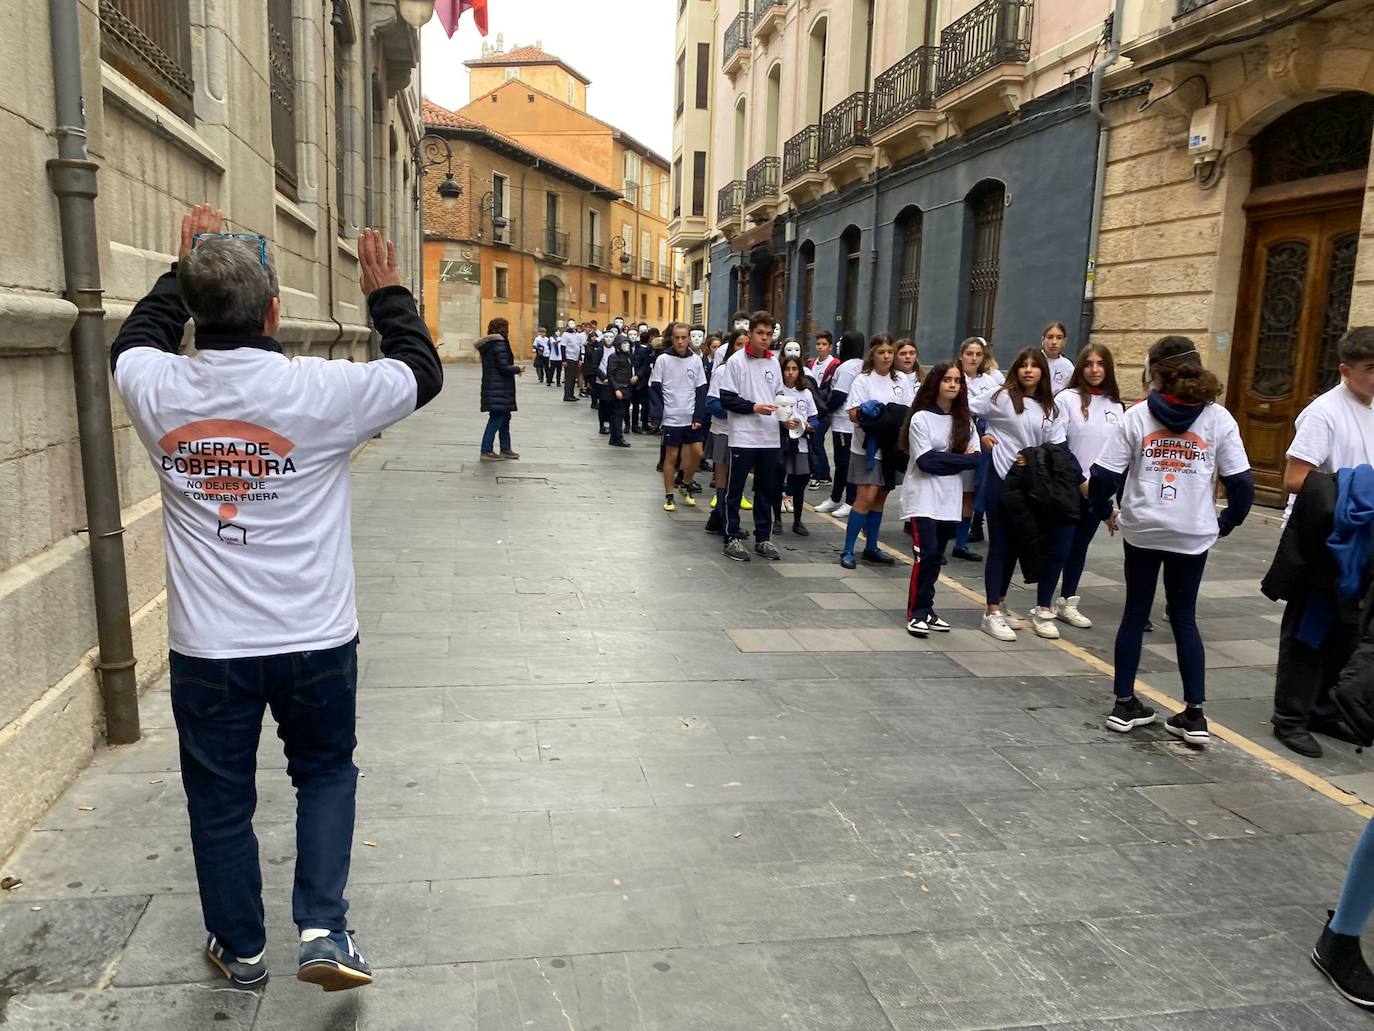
top-left (437, 0), bottom-right (488, 37)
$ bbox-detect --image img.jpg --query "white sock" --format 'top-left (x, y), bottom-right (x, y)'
top-left (300, 927), bottom-right (333, 943)
top-left (240, 948), bottom-right (265, 964)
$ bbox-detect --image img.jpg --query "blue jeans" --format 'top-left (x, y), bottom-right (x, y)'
top-left (1055, 498), bottom-right (1101, 598)
top-left (481, 411), bottom-right (512, 453)
top-left (170, 637), bottom-right (359, 958)
top-left (1113, 542), bottom-right (1208, 703)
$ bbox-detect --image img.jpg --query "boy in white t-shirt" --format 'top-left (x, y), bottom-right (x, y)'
top-left (651, 323), bottom-right (708, 512)
top-left (1271, 327), bottom-right (1374, 758)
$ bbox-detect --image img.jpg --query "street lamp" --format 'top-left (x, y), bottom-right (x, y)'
top-left (415, 133), bottom-right (462, 211)
top-left (398, 0), bottom-right (435, 28)
top-left (477, 191), bottom-right (510, 239)
top-left (609, 235), bottom-right (631, 268)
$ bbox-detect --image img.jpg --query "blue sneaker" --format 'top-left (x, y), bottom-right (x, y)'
top-left (297, 930), bottom-right (373, 991)
top-left (205, 934), bottom-right (268, 988)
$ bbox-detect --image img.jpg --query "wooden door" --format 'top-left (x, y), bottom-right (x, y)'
top-left (1229, 199), bottom-right (1361, 499)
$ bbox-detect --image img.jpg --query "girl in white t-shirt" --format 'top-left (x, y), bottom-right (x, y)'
top-left (894, 338), bottom-right (922, 396)
top-left (703, 330), bottom-right (750, 532)
top-left (968, 348), bottom-right (1069, 642)
top-left (953, 337), bottom-right (1004, 561)
top-left (815, 331), bottom-right (867, 516)
top-left (1041, 321), bottom-right (1076, 395)
top-left (1045, 345), bottom-right (1127, 631)
top-left (1090, 336), bottom-right (1254, 746)
top-left (899, 363), bottom-right (981, 637)
top-left (775, 356), bottom-right (819, 535)
top-left (840, 336), bottom-right (912, 570)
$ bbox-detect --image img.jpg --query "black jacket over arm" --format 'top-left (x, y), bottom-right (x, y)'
top-left (110, 267), bottom-right (189, 372)
top-left (1261, 471), bottom-right (1338, 602)
top-left (1000, 442), bottom-right (1083, 584)
top-left (607, 351), bottom-right (633, 394)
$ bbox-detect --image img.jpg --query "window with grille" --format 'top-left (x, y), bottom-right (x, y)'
top-left (99, 0), bottom-right (195, 122)
top-left (268, 0), bottom-right (298, 198)
top-left (840, 226), bottom-right (861, 332)
top-left (965, 184), bottom-right (1005, 344)
top-left (895, 210), bottom-right (923, 340)
top-left (333, 1), bottom-right (355, 235)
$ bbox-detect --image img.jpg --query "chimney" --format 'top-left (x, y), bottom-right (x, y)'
top-left (495, 32), bottom-right (505, 53)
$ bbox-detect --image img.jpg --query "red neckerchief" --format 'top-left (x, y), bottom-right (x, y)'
top-left (1161, 392), bottom-right (1190, 405)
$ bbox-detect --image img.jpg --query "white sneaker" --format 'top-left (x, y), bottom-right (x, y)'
top-left (1000, 607), bottom-right (1028, 631)
top-left (814, 498), bottom-right (840, 514)
top-left (1030, 606), bottom-right (1061, 639)
top-left (833, 503), bottom-right (853, 518)
top-left (1054, 595), bottom-right (1092, 629)
top-left (782, 497), bottom-right (794, 514)
top-left (981, 611), bottom-right (1017, 642)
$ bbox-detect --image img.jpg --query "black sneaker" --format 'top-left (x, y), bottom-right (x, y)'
top-left (1166, 709), bottom-right (1210, 746)
top-left (205, 935), bottom-right (268, 989)
top-left (724, 539), bottom-right (751, 562)
top-left (952, 547), bottom-right (983, 563)
top-left (754, 540), bottom-right (781, 561)
top-left (1106, 696), bottom-right (1156, 733)
top-left (906, 617), bottom-right (930, 638)
top-left (298, 931), bottom-right (373, 992)
top-left (704, 514), bottom-right (725, 535)
top-left (860, 549), bottom-right (895, 566)
top-left (1314, 911), bottom-right (1374, 1010)
top-left (926, 614), bottom-right (952, 633)
top-left (792, 522), bottom-right (810, 536)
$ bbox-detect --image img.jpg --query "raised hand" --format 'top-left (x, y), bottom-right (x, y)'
top-left (178, 203), bottom-right (224, 260)
top-left (359, 227), bottom-right (402, 296)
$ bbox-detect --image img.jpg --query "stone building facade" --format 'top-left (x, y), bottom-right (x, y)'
top-left (0, 0), bottom-right (422, 856)
top-left (1097, 0), bottom-right (1374, 500)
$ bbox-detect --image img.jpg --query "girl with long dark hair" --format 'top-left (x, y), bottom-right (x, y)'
top-left (1090, 335), bottom-right (1253, 744)
top-left (1045, 344), bottom-right (1126, 630)
top-left (899, 362), bottom-right (980, 636)
top-left (969, 347), bottom-right (1068, 641)
top-left (775, 355), bottom-right (818, 535)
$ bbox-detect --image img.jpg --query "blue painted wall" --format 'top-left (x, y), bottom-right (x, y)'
top-left (710, 91), bottom-right (1100, 367)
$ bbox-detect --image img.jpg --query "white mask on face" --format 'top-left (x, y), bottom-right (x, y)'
top-left (772, 324), bottom-right (782, 343)
top-left (783, 342), bottom-right (801, 359)
top-left (638, 324), bottom-right (648, 335)
top-left (567, 320), bottom-right (576, 330)
top-left (690, 329), bottom-right (705, 347)
top-left (690, 338), bottom-right (703, 352)
top-left (734, 319), bottom-right (749, 332)
top-left (614, 319), bottom-right (625, 329)
top-left (628, 330), bottom-right (640, 344)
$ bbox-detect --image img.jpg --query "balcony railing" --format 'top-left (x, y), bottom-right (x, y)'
top-left (588, 242), bottom-right (605, 267)
top-left (658, 263), bottom-right (671, 283)
top-left (1176, 0), bottom-right (1218, 12)
top-left (872, 46), bottom-right (937, 130)
top-left (722, 11), bottom-right (751, 68)
top-left (937, 0), bottom-right (1033, 96)
top-left (545, 227), bottom-right (569, 259)
top-left (783, 126), bottom-right (820, 183)
top-left (717, 180), bottom-right (746, 220)
top-left (642, 258), bottom-right (655, 279)
top-left (752, 0), bottom-right (786, 20)
top-left (819, 92), bottom-right (872, 163)
top-left (745, 156), bottom-right (781, 204)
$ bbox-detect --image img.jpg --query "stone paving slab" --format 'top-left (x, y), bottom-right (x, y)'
top-left (3, 371), bottom-right (1373, 1029)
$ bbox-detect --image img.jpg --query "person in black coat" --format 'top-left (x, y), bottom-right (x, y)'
top-left (631, 334), bottom-right (655, 433)
top-left (605, 333), bottom-right (634, 448)
top-left (475, 317), bottom-right (522, 461)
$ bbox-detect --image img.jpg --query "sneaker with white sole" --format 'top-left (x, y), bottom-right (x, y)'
top-left (297, 931), bottom-right (372, 992)
top-left (1053, 595), bottom-right (1092, 629)
top-left (205, 935), bottom-right (268, 989)
top-left (981, 611), bottom-right (1017, 642)
top-left (906, 617), bottom-right (931, 638)
top-left (782, 496), bottom-right (794, 514)
top-left (814, 498), bottom-right (840, 514)
top-left (1166, 709), bottom-right (1210, 747)
top-left (1106, 696), bottom-right (1156, 733)
top-left (926, 614), bottom-right (952, 633)
top-left (723, 539), bottom-right (751, 562)
top-left (1000, 607), bottom-right (1028, 631)
top-left (1030, 607), bottom-right (1061, 639)
top-left (833, 502), bottom-right (852, 518)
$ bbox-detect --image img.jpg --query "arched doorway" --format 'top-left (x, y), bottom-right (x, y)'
top-left (1229, 93), bottom-right (1372, 499)
top-left (538, 277), bottom-right (559, 336)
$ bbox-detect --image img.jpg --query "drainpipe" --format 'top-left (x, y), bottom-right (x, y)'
top-left (1079, 0), bottom-right (1125, 346)
top-left (361, 1), bottom-right (378, 359)
top-left (46, 0), bottom-right (140, 744)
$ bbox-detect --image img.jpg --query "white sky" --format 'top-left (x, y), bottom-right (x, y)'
top-left (420, 1), bottom-right (676, 157)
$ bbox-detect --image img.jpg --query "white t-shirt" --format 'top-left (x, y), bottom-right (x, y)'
top-left (1046, 353), bottom-right (1075, 393)
top-left (651, 351), bottom-right (707, 427)
top-left (533, 336), bottom-right (547, 356)
top-left (547, 335), bottom-right (563, 361)
top-left (560, 332), bottom-right (581, 362)
top-left (897, 370), bottom-right (920, 396)
top-left (598, 342), bottom-right (613, 376)
top-left (900, 408), bottom-right (979, 522)
top-left (1284, 383), bottom-right (1374, 522)
top-left (847, 371), bottom-right (914, 454)
top-left (779, 384), bottom-right (814, 455)
top-left (1095, 401), bottom-right (1250, 555)
top-left (717, 348), bottom-right (785, 448)
top-left (807, 355), bottom-right (840, 386)
top-left (1056, 388), bottom-right (1126, 478)
top-left (968, 388), bottom-right (1068, 478)
top-left (114, 347), bottom-right (418, 658)
top-left (831, 358), bottom-right (864, 429)
top-left (964, 369), bottom-right (1005, 412)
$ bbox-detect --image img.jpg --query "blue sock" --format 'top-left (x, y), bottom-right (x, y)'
top-left (955, 516), bottom-right (971, 549)
top-left (864, 510), bottom-right (883, 551)
top-left (843, 509), bottom-right (865, 556)
top-left (1332, 819), bottom-right (1374, 935)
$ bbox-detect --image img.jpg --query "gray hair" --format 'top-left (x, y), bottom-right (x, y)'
top-left (177, 237), bottom-right (279, 333)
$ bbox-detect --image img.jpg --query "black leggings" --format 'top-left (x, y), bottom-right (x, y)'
top-left (774, 473), bottom-right (810, 524)
top-left (829, 432), bottom-right (857, 504)
top-left (1114, 541), bottom-right (1208, 704)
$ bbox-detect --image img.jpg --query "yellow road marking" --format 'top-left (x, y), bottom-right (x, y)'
top-left (807, 504), bottom-right (1374, 819)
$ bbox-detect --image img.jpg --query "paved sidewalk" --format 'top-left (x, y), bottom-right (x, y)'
top-left (2, 367), bottom-right (1372, 1030)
